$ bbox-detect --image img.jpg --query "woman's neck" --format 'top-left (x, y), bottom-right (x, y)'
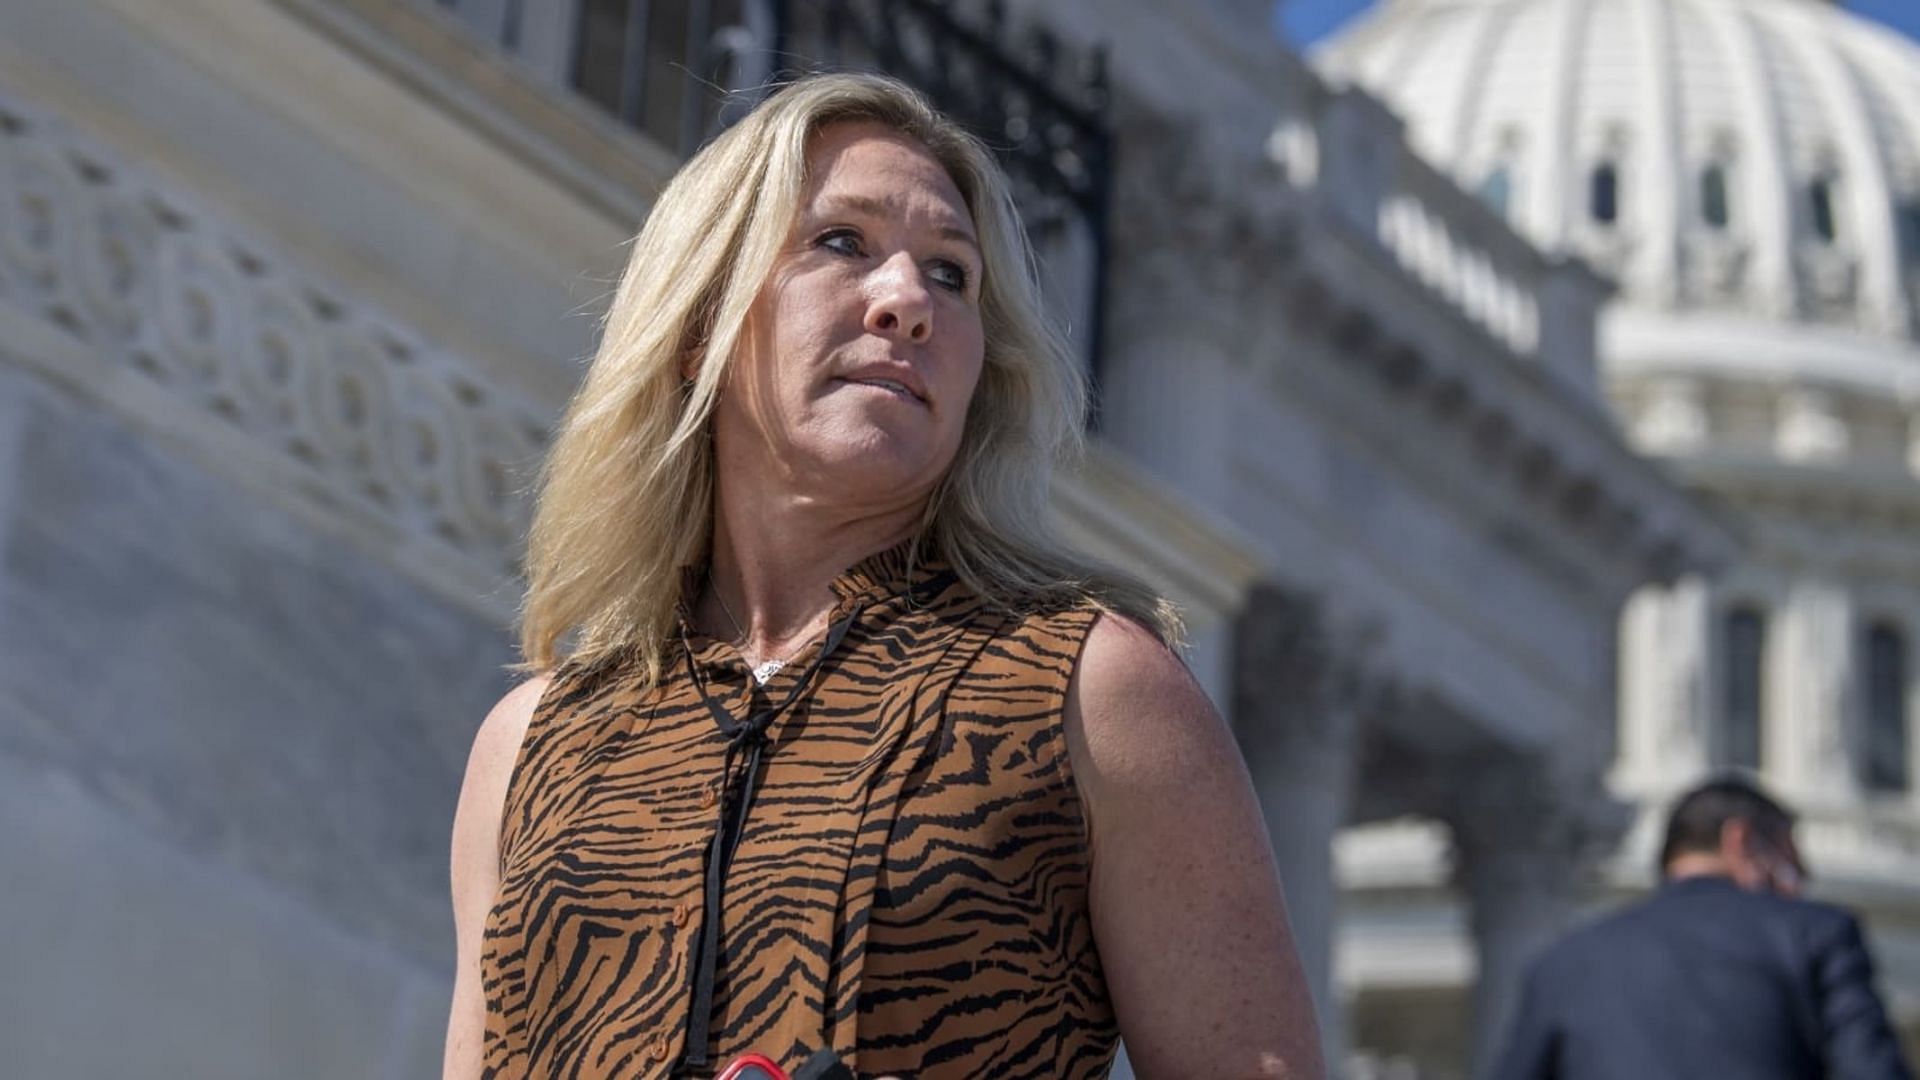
top-left (701, 480), bottom-right (923, 665)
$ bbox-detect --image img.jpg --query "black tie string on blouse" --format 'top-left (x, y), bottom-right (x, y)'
top-left (675, 605), bottom-right (863, 1074)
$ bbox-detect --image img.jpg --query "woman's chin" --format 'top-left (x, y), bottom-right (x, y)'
top-left (798, 438), bottom-right (947, 503)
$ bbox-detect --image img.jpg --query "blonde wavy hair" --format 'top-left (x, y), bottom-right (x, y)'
top-left (518, 72), bottom-right (1176, 680)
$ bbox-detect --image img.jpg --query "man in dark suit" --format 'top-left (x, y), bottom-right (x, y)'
top-left (1495, 777), bottom-right (1912, 1080)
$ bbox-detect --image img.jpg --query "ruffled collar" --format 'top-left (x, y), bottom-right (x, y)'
top-left (674, 536), bottom-right (945, 682)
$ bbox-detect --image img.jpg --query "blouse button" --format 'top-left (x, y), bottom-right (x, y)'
top-left (650, 1034), bottom-right (670, 1060)
top-left (672, 902), bottom-right (692, 927)
top-left (700, 785), bottom-right (718, 808)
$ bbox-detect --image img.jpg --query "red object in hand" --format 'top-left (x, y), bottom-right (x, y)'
top-left (716, 1053), bottom-right (790, 1080)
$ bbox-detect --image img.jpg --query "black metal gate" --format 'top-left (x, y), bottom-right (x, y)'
top-left (560, 0), bottom-right (1115, 396)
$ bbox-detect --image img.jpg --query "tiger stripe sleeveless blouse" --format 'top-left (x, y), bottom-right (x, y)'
top-left (481, 544), bottom-right (1120, 1078)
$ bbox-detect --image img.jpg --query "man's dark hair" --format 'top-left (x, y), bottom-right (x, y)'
top-left (1659, 775), bottom-right (1797, 874)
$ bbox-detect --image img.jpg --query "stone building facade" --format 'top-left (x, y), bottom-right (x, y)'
top-left (0, 1), bottom-right (1734, 1076)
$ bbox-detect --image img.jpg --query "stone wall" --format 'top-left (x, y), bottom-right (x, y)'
top-left (0, 358), bottom-right (514, 1075)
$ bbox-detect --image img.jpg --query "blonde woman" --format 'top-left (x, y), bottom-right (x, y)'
top-left (443, 73), bottom-right (1320, 1080)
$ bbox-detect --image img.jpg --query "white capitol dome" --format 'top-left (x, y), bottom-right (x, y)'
top-left (1319, 0), bottom-right (1920, 962)
top-left (1321, 0), bottom-right (1920, 1054)
top-left (1319, 0), bottom-right (1920, 365)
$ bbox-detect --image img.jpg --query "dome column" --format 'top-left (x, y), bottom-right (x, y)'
top-left (1772, 576), bottom-right (1860, 804)
top-left (1447, 770), bottom-right (1621, 1080)
top-left (1100, 103), bottom-right (1300, 518)
top-left (1232, 583), bottom-right (1371, 1074)
top-left (1616, 577), bottom-right (1714, 792)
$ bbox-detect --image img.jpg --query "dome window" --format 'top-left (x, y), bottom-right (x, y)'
top-left (1809, 177), bottom-right (1838, 245)
top-left (1590, 162), bottom-right (1620, 226)
top-left (1478, 166), bottom-right (1513, 218)
top-left (1897, 198), bottom-right (1920, 270)
top-left (1700, 164), bottom-right (1730, 230)
top-left (1863, 621), bottom-right (1910, 793)
top-left (1722, 605), bottom-right (1767, 770)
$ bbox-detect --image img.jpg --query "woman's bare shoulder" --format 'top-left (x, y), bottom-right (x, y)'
top-left (1061, 612), bottom-right (1223, 806)
top-left (451, 673), bottom-right (556, 898)
top-left (1072, 612), bottom-right (1209, 724)
top-left (466, 673), bottom-right (555, 779)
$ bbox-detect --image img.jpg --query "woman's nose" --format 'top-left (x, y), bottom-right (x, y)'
top-left (864, 253), bottom-right (933, 344)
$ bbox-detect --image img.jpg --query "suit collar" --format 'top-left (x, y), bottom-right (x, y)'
top-left (1660, 873), bottom-right (1741, 893)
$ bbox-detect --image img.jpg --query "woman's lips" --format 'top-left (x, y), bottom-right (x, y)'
top-left (836, 376), bottom-right (926, 406)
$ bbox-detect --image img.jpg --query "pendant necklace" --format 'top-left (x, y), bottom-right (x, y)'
top-left (710, 576), bottom-right (808, 684)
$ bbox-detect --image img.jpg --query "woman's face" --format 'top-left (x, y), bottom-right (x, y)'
top-left (713, 120), bottom-right (987, 514)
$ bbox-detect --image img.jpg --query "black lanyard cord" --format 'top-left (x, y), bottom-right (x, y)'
top-left (677, 606), bottom-right (861, 1072)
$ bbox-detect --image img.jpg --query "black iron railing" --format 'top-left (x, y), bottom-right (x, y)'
top-left (567, 0), bottom-right (779, 158)
top-left (781, 1), bottom-right (1113, 386)
top-left (422, 0), bottom-right (1114, 400)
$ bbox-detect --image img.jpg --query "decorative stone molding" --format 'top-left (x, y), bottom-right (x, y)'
top-left (1378, 191), bottom-right (1541, 362)
top-left (1799, 244), bottom-right (1861, 314)
top-left (1234, 584), bottom-right (1341, 755)
top-left (1575, 222), bottom-right (1639, 284)
top-left (1316, 83), bottom-right (1589, 375)
top-left (1266, 113), bottom-right (1320, 193)
top-left (0, 90), bottom-right (548, 617)
top-left (1233, 582), bottom-right (1399, 751)
top-left (1798, 810), bottom-right (1920, 868)
top-left (1776, 386), bottom-right (1851, 462)
top-left (1687, 231), bottom-right (1752, 301)
top-left (1616, 369), bottom-right (1920, 478)
top-left (1233, 585), bottom-right (1415, 840)
top-left (1702, 482), bottom-right (1920, 587)
top-left (1266, 276), bottom-right (1721, 592)
top-left (1107, 102), bottom-right (1299, 347)
top-left (1105, 60), bottom-right (1728, 601)
top-left (1632, 375), bottom-right (1710, 453)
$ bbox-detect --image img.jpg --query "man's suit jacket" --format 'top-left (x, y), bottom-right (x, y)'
top-left (1495, 876), bottom-right (1912, 1080)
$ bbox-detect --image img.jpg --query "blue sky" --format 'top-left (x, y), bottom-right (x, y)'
top-left (1278, 0), bottom-right (1920, 46)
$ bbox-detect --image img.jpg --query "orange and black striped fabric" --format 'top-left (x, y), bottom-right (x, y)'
top-left (481, 543), bottom-right (1119, 1078)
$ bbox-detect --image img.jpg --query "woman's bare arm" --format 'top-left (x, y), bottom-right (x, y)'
top-left (1064, 615), bottom-right (1324, 1080)
top-left (442, 674), bottom-right (552, 1080)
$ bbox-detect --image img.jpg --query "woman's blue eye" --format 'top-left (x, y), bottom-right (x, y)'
top-left (929, 261), bottom-right (970, 292)
top-left (818, 230), bottom-right (862, 256)
top-left (817, 228), bottom-right (969, 293)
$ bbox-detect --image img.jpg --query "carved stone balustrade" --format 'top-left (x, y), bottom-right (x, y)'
top-left (1306, 85), bottom-right (1610, 406)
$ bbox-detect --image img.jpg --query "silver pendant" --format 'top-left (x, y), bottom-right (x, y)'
top-left (751, 659), bottom-right (786, 684)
